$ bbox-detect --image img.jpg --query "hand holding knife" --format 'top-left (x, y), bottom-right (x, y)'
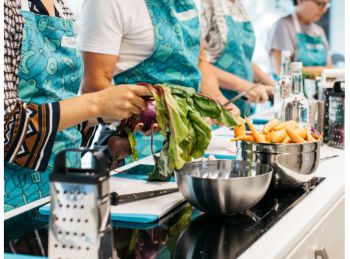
top-left (223, 83), bottom-right (260, 107)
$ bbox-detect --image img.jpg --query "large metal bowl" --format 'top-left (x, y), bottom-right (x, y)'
top-left (236, 141), bottom-right (321, 189)
top-left (174, 160), bottom-right (273, 215)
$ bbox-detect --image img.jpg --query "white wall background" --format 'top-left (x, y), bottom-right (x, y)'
top-left (330, 0), bottom-right (345, 56)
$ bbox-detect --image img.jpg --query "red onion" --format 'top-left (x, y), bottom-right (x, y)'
top-left (140, 101), bottom-right (157, 131)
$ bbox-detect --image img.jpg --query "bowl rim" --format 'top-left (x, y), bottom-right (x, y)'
top-left (237, 139), bottom-right (322, 146)
top-left (174, 160), bottom-right (273, 180)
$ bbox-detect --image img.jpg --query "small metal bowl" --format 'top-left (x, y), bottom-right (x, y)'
top-left (174, 160), bottom-right (273, 215)
top-left (236, 140), bottom-right (321, 189)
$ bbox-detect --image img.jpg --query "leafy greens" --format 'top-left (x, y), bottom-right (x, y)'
top-left (118, 84), bottom-right (239, 181)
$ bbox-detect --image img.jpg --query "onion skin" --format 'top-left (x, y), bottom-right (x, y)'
top-left (140, 101), bottom-right (156, 131)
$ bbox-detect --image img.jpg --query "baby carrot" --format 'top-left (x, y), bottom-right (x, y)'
top-left (263, 119), bottom-right (280, 134)
top-left (234, 116), bottom-right (246, 137)
top-left (274, 120), bottom-right (295, 131)
top-left (306, 129), bottom-right (316, 142)
top-left (312, 133), bottom-right (323, 141)
top-left (245, 117), bottom-right (267, 143)
top-left (286, 128), bottom-right (306, 143)
top-left (231, 135), bottom-right (255, 142)
top-left (282, 136), bottom-right (291, 143)
top-left (270, 129), bottom-right (287, 143)
top-left (294, 127), bottom-right (307, 139)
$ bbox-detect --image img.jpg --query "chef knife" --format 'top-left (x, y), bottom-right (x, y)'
top-left (223, 83), bottom-right (259, 106)
top-left (110, 188), bottom-right (179, 206)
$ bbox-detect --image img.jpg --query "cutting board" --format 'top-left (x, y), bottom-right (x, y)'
top-left (39, 177), bottom-right (185, 224)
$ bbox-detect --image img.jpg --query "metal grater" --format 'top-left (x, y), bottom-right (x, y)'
top-left (324, 81), bottom-right (345, 149)
top-left (48, 149), bottom-right (116, 259)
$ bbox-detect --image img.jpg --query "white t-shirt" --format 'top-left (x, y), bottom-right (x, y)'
top-left (79, 0), bottom-right (201, 76)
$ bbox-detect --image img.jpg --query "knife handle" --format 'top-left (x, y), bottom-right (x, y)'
top-left (110, 192), bottom-right (120, 206)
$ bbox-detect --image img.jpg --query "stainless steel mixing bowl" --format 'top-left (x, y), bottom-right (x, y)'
top-left (174, 160), bottom-right (273, 215)
top-left (236, 141), bottom-right (321, 189)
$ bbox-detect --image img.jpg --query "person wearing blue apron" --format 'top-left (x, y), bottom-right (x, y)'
top-left (4, 0), bottom-right (83, 212)
top-left (79, 0), bottom-right (237, 161)
top-left (269, 0), bottom-right (331, 76)
top-left (201, 0), bottom-right (275, 116)
top-left (4, 0), bottom-right (151, 212)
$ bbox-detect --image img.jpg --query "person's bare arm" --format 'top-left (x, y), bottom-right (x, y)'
top-left (198, 43), bottom-right (222, 99)
top-left (58, 86), bottom-right (149, 130)
top-left (58, 52), bottom-right (151, 130)
top-left (198, 40), bottom-right (240, 116)
top-left (302, 57), bottom-right (332, 76)
top-left (252, 63), bottom-right (275, 96)
top-left (252, 63), bottom-right (275, 85)
top-left (209, 64), bottom-right (251, 90)
top-left (81, 52), bottom-right (119, 93)
top-left (272, 49), bottom-right (332, 77)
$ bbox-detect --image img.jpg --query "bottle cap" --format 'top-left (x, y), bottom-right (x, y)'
top-left (281, 50), bottom-right (291, 57)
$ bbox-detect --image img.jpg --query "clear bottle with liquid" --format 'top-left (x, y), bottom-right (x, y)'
top-left (281, 62), bottom-right (309, 127)
top-left (274, 51), bottom-right (292, 119)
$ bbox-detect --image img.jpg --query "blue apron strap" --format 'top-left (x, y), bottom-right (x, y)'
top-left (52, 0), bottom-right (66, 18)
top-left (52, 0), bottom-right (80, 34)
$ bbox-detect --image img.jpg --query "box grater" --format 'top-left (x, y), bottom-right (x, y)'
top-left (324, 81), bottom-right (345, 149)
top-left (48, 149), bottom-right (116, 259)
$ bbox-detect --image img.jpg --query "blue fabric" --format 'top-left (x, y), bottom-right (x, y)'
top-left (214, 15), bottom-right (255, 115)
top-left (296, 32), bottom-right (327, 67)
top-left (5, 254), bottom-right (46, 259)
top-left (4, 11), bottom-right (83, 211)
top-left (112, 0), bottom-right (202, 159)
top-left (39, 203), bottom-right (160, 223)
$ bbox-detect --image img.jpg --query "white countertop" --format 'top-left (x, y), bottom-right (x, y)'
top-left (4, 125), bottom-right (345, 259)
top-left (111, 126), bottom-right (344, 258)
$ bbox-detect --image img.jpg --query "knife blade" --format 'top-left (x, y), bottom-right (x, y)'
top-left (110, 188), bottom-right (179, 206)
top-left (223, 84), bottom-right (259, 106)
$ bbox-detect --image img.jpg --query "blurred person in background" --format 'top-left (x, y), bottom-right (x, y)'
top-left (268, 0), bottom-right (332, 76)
top-left (201, 0), bottom-right (275, 115)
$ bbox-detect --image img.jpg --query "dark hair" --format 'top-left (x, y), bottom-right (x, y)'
top-left (293, 0), bottom-right (298, 5)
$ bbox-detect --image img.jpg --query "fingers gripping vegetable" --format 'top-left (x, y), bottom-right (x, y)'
top-left (118, 83), bottom-right (239, 181)
top-left (140, 100), bottom-right (157, 131)
top-left (107, 136), bottom-right (132, 162)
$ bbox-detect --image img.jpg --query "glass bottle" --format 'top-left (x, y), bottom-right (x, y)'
top-left (281, 62), bottom-right (309, 127)
top-left (274, 51), bottom-right (292, 119)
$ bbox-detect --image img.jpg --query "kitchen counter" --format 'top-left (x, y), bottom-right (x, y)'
top-left (110, 127), bottom-right (345, 258)
top-left (211, 127), bottom-right (345, 258)
top-left (4, 127), bottom-right (345, 259)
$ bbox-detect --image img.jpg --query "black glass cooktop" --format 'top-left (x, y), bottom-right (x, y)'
top-left (4, 178), bottom-right (324, 258)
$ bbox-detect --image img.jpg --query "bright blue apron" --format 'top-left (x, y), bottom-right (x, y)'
top-left (292, 12), bottom-right (327, 67)
top-left (4, 0), bottom-right (83, 212)
top-left (110, 0), bottom-right (202, 159)
top-left (213, 2), bottom-right (255, 115)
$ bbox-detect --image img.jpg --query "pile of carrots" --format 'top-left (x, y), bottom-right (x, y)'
top-left (232, 117), bottom-right (322, 144)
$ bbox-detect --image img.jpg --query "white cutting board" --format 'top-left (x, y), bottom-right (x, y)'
top-left (108, 177), bottom-right (185, 223)
top-left (109, 177), bottom-right (177, 195)
top-left (39, 177), bottom-right (185, 224)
